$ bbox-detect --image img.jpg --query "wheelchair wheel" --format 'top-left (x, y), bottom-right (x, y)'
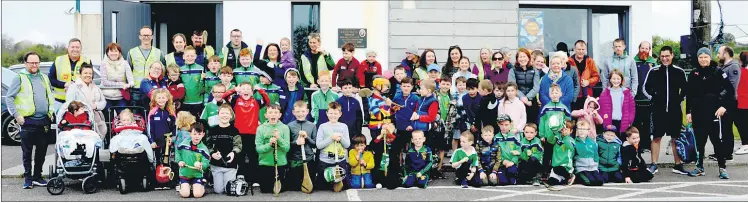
top-left (82, 176), bottom-right (98, 194)
top-left (47, 177), bottom-right (65, 195)
top-left (117, 179), bottom-right (127, 194)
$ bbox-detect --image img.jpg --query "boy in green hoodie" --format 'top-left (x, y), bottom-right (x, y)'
top-left (495, 114), bottom-right (520, 185)
top-left (539, 84), bottom-right (571, 179)
top-left (233, 48), bottom-right (263, 86)
top-left (598, 128), bottom-right (624, 183)
top-left (546, 120), bottom-right (576, 186)
top-left (519, 123), bottom-right (543, 186)
top-left (255, 72), bottom-right (284, 124)
top-left (255, 104), bottom-right (291, 194)
top-left (202, 56), bottom-right (222, 103)
top-left (176, 122), bottom-right (210, 198)
top-left (573, 120), bottom-right (603, 186)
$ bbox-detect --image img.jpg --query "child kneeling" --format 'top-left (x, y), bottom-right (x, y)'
top-left (451, 131), bottom-right (481, 188)
top-left (348, 135), bottom-right (375, 188)
top-left (402, 130), bottom-right (433, 188)
top-left (176, 123), bottom-right (210, 198)
top-left (573, 120), bottom-right (604, 186)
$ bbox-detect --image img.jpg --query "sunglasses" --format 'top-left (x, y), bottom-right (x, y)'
top-left (449, 45), bottom-right (460, 49)
top-left (492, 57), bottom-right (504, 61)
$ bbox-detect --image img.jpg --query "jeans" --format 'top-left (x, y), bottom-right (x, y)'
top-left (210, 165), bottom-right (237, 194)
top-left (21, 124), bottom-right (48, 179)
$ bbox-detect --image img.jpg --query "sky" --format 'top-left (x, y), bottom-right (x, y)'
top-left (2, 0), bottom-right (747, 46)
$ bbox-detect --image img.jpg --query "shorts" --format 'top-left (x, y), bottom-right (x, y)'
top-left (452, 129), bottom-right (461, 140)
top-left (179, 177), bottom-right (204, 185)
top-left (426, 130), bottom-right (448, 151)
top-left (652, 110), bottom-right (682, 139)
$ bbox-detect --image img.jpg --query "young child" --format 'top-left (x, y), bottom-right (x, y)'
top-left (476, 80), bottom-right (498, 132)
top-left (426, 64), bottom-right (442, 84)
top-left (499, 82), bottom-right (527, 132)
top-left (59, 101), bottom-right (92, 131)
top-left (361, 51), bottom-right (383, 89)
top-left (311, 70), bottom-right (339, 127)
top-left (392, 77), bottom-right (419, 139)
top-left (367, 77), bottom-right (392, 184)
top-left (621, 126), bottom-right (654, 183)
top-left (233, 48), bottom-right (262, 86)
top-left (179, 46), bottom-right (206, 117)
top-left (315, 102), bottom-right (351, 192)
top-left (402, 130), bottom-right (433, 189)
top-left (169, 110), bottom-right (195, 189)
top-left (255, 104), bottom-right (291, 194)
top-left (519, 123), bottom-right (543, 186)
top-left (166, 65), bottom-right (186, 110)
top-left (372, 123), bottom-right (396, 187)
top-left (148, 89), bottom-right (177, 167)
top-left (201, 84), bottom-right (228, 127)
top-left (255, 72), bottom-right (285, 124)
top-left (335, 78), bottom-right (363, 142)
top-left (571, 96), bottom-right (603, 137)
top-left (332, 43), bottom-right (365, 88)
top-left (140, 62), bottom-right (168, 107)
top-left (547, 120), bottom-right (576, 186)
top-left (451, 57), bottom-right (477, 93)
top-left (452, 77), bottom-right (468, 152)
top-left (411, 79), bottom-right (443, 179)
top-left (573, 120), bottom-right (604, 186)
top-left (462, 78), bottom-right (483, 134)
top-left (598, 69), bottom-right (636, 139)
top-left (598, 127), bottom-right (624, 183)
top-left (279, 38), bottom-right (297, 76)
top-left (285, 101), bottom-right (317, 192)
top-left (282, 69), bottom-right (308, 124)
top-left (495, 114), bottom-right (521, 185)
top-left (109, 109), bottom-right (154, 164)
top-left (205, 104), bottom-right (242, 194)
top-left (451, 131), bottom-right (481, 188)
top-left (202, 56), bottom-right (223, 103)
top-left (475, 126), bottom-right (500, 186)
top-left (348, 135), bottom-right (375, 189)
top-left (386, 66), bottom-right (407, 99)
top-left (539, 84), bottom-right (571, 179)
top-left (221, 82), bottom-right (270, 185)
top-left (176, 122), bottom-right (210, 198)
top-left (218, 66), bottom-right (236, 92)
top-left (437, 76), bottom-right (458, 153)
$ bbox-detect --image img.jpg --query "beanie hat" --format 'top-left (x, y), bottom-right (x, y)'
top-left (697, 47), bottom-right (711, 57)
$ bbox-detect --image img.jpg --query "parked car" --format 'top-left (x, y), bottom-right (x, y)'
top-left (1, 62), bottom-right (101, 145)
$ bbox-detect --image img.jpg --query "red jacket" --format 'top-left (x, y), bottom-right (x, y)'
top-left (332, 57), bottom-right (365, 87)
top-left (568, 56), bottom-right (600, 98)
top-left (738, 68), bottom-right (748, 109)
top-left (221, 89), bottom-right (270, 134)
top-left (361, 60), bottom-right (382, 75)
top-left (59, 112), bottom-right (92, 131)
top-left (598, 87), bottom-right (636, 133)
top-left (166, 78), bottom-right (186, 101)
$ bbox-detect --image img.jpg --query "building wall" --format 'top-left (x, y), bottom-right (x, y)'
top-left (387, 1), bottom-right (520, 69)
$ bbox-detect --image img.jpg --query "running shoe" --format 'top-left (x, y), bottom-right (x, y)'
top-left (32, 178), bottom-right (47, 186)
top-left (708, 154), bottom-right (717, 160)
top-left (735, 146), bottom-right (748, 155)
top-left (461, 179), bottom-right (468, 188)
top-left (672, 164), bottom-right (689, 175)
top-left (648, 164), bottom-right (659, 174)
top-left (567, 174), bottom-right (575, 186)
top-left (23, 178), bottom-right (32, 189)
top-left (719, 168), bottom-right (729, 179)
top-left (688, 168), bottom-right (705, 177)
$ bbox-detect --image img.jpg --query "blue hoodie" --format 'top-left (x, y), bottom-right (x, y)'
top-left (336, 95), bottom-right (362, 138)
top-left (392, 92), bottom-right (420, 130)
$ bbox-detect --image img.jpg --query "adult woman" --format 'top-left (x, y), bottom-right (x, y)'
top-left (165, 33), bottom-right (187, 67)
top-left (685, 47), bottom-right (734, 179)
top-left (300, 33), bottom-right (335, 88)
top-left (413, 49), bottom-right (437, 82)
top-left (400, 46), bottom-right (419, 78)
top-left (485, 51), bottom-right (510, 84)
top-left (100, 42), bottom-right (134, 108)
top-left (539, 52), bottom-right (575, 112)
top-left (442, 45), bottom-right (463, 78)
top-left (736, 51), bottom-right (748, 155)
top-left (254, 39), bottom-right (286, 88)
top-left (472, 47), bottom-right (492, 81)
top-left (65, 63), bottom-right (108, 137)
top-left (508, 48), bottom-right (540, 123)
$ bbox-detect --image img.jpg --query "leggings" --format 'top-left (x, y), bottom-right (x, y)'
top-left (634, 101), bottom-right (653, 150)
top-left (541, 142), bottom-right (554, 176)
top-left (575, 170), bottom-right (604, 186)
top-left (601, 170), bottom-right (624, 183)
top-left (627, 169), bottom-right (654, 183)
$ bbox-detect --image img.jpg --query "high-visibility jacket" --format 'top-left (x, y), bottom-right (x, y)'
top-left (165, 52), bottom-right (185, 67)
top-left (15, 71), bottom-right (54, 118)
top-left (128, 46), bottom-right (163, 87)
top-left (52, 55), bottom-right (90, 101)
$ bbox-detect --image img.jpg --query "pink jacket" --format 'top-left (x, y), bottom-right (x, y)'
top-left (498, 97), bottom-right (527, 132)
top-left (571, 97), bottom-right (603, 136)
top-left (598, 87), bottom-right (636, 133)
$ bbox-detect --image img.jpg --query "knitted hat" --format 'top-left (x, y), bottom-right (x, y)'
top-left (406, 45), bottom-right (418, 55)
top-left (697, 47), bottom-right (711, 57)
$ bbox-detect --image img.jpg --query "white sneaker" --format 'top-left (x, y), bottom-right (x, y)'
top-left (252, 183), bottom-right (260, 187)
top-left (175, 185), bottom-right (180, 192)
top-left (735, 146), bottom-right (748, 155)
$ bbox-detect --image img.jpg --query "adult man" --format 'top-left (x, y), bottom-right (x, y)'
top-left (710, 46), bottom-right (740, 161)
top-left (48, 38), bottom-right (91, 109)
top-left (633, 41), bottom-right (658, 151)
top-left (221, 29), bottom-right (249, 69)
top-left (127, 26), bottom-right (165, 105)
top-left (601, 38), bottom-right (638, 95)
top-left (6, 52), bottom-right (55, 189)
top-left (191, 30), bottom-right (215, 67)
top-left (642, 46), bottom-right (688, 175)
top-left (567, 40), bottom-right (600, 110)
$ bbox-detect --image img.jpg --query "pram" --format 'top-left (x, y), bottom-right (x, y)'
top-left (47, 101), bottom-right (104, 195)
top-left (107, 106), bottom-right (156, 194)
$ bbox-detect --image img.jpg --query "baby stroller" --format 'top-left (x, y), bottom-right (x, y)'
top-left (107, 106), bottom-right (156, 194)
top-left (47, 101), bottom-right (104, 195)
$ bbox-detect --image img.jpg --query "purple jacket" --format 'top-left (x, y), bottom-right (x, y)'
top-left (483, 65), bottom-right (510, 84)
top-left (598, 87), bottom-right (636, 133)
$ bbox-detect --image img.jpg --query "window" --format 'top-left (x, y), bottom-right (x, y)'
top-left (592, 13), bottom-right (620, 59)
top-left (291, 2), bottom-right (320, 62)
top-left (111, 12), bottom-right (118, 43)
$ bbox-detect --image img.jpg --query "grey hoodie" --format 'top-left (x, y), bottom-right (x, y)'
top-left (720, 59), bottom-right (741, 100)
top-left (601, 54), bottom-right (638, 95)
top-left (288, 119), bottom-right (317, 163)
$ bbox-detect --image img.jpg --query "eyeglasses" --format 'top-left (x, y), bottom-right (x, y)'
top-left (25, 62), bottom-right (40, 65)
top-left (492, 57), bottom-right (504, 61)
top-left (140, 34), bottom-right (152, 38)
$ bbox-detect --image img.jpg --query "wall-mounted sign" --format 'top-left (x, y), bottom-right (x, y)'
top-left (338, 28), bottom-right (367, 48)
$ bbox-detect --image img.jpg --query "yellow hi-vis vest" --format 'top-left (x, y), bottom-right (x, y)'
top-left (128, 46), bottom-right (163, 87)
top-left (300, 53), bottom-right (329, 85)
top-left (15, 72), bottom-right (54, 118)
top-left (53, 55), bottom-right (90, 101)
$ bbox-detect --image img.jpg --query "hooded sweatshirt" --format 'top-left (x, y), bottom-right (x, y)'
top-left (571, 97), bottom-right (603, 136)
top-left (599, 87), bottom-right (636, 133)
top-left (597, 136), bottom-right (622, 172)
top-left (601, 53), bottom-right (638, 95)
top-left (720, 59), bottom-right (742, 100)
top-left (574, 136), bottom-right (599, 172)
top-left (498, 97), bottom-right (527, 132)
top-left (255, 122), bottom-right (291, 167)
top-left (621, 141), bottom-right (647, 178)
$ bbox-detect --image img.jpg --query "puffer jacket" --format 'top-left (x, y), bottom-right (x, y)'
top-left (598, 87), bottom-right (636, 133)
top-left (571, 97), bottom-right (603, 136)
top-left (596, 136), bottom-right (622, 172)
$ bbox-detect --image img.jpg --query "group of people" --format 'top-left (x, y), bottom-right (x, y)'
top-left (7, 24), bottom-right (748, 198)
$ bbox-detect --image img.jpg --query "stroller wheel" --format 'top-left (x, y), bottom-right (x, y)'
top-left (141, 177), bottom-right (149, 192)
top-left (82, 176), bottom-right (99, 194)
top-left (117, 179), bottom-right (127, 194)
top-left (47, 177), bottom-right (65, 195)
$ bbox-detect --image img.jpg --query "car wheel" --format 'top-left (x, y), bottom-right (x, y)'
top-left (2, 113), bottom-right (22, 145)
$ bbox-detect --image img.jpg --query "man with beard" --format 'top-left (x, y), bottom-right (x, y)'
top-left (633, 41), bottom-right (657, 152)
top-left (706, 46), bottom-right (740, 161)
top-left (191, 30), bottom-right (215, 68)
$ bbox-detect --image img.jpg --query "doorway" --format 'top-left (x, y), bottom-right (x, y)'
top-left (150, 3), bottom-right (222, 53)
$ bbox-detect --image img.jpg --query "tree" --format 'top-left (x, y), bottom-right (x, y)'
top-left (1, 34), bottom-right (66, 67)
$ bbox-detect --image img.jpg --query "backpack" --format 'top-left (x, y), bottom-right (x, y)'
top-left (675, 124), bottom-right (698, 164)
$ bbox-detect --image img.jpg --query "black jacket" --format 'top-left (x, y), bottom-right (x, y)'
top-left (621, 142), bottom-right (647, 178)
top-left (642, 64), bottom-right (687, 113)
top-left (686, 62), bottom-right (736, 115)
